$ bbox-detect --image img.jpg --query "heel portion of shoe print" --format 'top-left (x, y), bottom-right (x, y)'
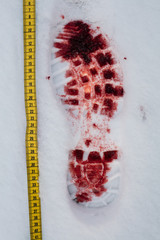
top-left (67, 149), bottom-right (120, 208)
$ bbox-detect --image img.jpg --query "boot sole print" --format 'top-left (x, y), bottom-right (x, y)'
top-left (51, 20), bottom-right (124, 208)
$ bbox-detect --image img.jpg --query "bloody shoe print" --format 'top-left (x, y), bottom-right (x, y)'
top-left (51, 20), bottom-right (124, 207)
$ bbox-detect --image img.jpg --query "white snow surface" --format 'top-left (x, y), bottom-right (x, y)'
top-left (0, 0), bottom-right (160, 239)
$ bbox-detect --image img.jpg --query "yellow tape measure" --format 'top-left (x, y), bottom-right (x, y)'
top-left (23, 0), bottom-right (42, 239)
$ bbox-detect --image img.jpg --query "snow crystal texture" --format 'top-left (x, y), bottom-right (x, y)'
top-left (0, 0), bottom-right (160, 239)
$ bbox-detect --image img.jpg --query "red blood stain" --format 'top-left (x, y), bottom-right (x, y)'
top-left (103, 98), bottom-right (113, 109)
top-left (69, 149), bottom-right (118, 202)
top-left (65, 70), bottom-right (73, 78)
top-left (105, 83), bottom-right (115, 95)
top-left (54, 20), bottom-right (107, 64)
top-left (81, 75), bottom-right (89, 83)
top-left (93, 103), bottom-right (99, 113)
top-left (103, 69), bottom-right (115, 79)
top-left (46, 76), bottom-right (50, 80)
top-left (61, 15), bottom-right (65, 19)
top-left (73, 60), bottom-right (81, 66)
top-left (54, 20), bottom-right (124, 203)
top-left (88, 151), bottom-right (101, 162)
top-left (64, 99), bottom-right (79, 105)
top-left (85, 93), bottom-right (90, 99)
top-left (90, 68), bottom-right (97, 75)
top-left (114, 86), bottom-right (124, 97)
top-left (65, 87), bottom-right (79, 96)
top-left (95, 85), bottom-right (101, 96)
top-left (67, 79), bottom-right (77, 87)
top-left (72, 149), bottom-right (84, 162)
top-left (85, 139), bottom-right (92, 147)
top-left (105, 84), bottom-right (124, 97)
top-left (104, 150), bottom-right (118, 162)
top-left (76, 192), bottom-right (92, 202)
top-left (95, 52), bottom-right (114, 67)
top-left (101, 98), bottom-right (117, 117)
top-left (107, 128), bottom-right (110, 133)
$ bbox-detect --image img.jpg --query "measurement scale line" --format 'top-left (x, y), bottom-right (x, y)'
top-left (23, 1), bottom-right (42, 239)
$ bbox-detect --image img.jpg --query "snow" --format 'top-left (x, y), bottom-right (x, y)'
top-left (0, 0), bottom-right (160, 239)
